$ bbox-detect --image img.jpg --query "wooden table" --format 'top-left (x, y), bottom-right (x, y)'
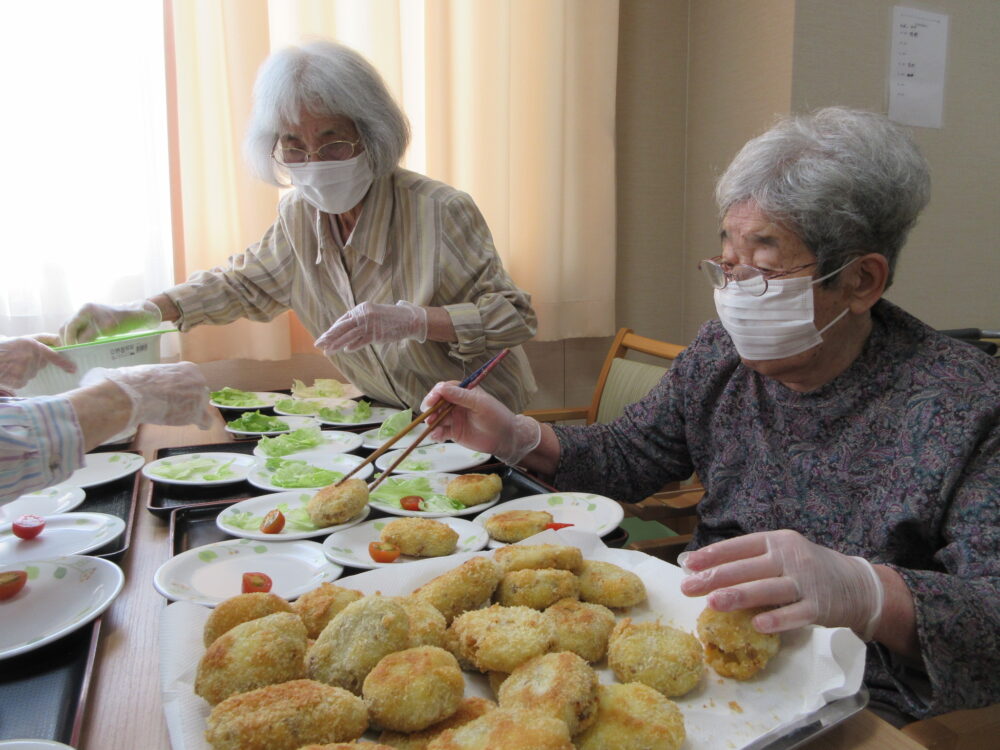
top-left (77, 418), bottom-right (927, 750)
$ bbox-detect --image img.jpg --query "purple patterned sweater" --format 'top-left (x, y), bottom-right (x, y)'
top-left (553, 300), bottom-right (1000, 719)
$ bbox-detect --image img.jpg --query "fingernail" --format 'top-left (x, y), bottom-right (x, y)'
top-left (709, 589), bottom-right (738, 610)
top-left (676, 551), bottom-right (691, 573)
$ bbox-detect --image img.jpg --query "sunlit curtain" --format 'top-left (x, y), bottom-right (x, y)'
top-left (168, 0), bottom-right (618, 359)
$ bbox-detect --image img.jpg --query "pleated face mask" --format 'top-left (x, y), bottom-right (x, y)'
top-left (287, 152), bottom-right (374, 215)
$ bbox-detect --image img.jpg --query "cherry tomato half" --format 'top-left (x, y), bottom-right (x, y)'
top-left (12, 515), bottom-right (45, 540)
top-left (259, 509), bottom-right (286, 534)
top-left (545, 522), bottom-right (574, 530)
top-left (368, 541), bottom-right (401, 563)
top-left (242, 571), bottom-right (273, 594)
top-left (400, 495), bottom-right (423, 511)
top-left (0, 570), bottom-right (27, 600)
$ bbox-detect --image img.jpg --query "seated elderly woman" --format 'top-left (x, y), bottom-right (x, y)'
top-left (422, 108), bottom-right (1000, 723)
top-left (59, 40), bottom-right (536, 413)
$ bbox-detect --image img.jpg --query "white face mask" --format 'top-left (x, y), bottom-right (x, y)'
top-left (714, 259), bottom-right (856, 361)
top-left (286, 153), bottom-right (374, 214)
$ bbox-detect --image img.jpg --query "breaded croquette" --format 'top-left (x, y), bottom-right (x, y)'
top-left (574, 682), bottom-right (686, 750)
top-left (204, 679), bottom-right (367, 750)
top-left (445, 473), bottom-right (502, 507)
top-left (608, 618), bottom-right (703, 698)
top-left (292, 583), bottom-right (364, 639)
top-left (449, 604), bottom-right (555, 673)
top-left (296, 745), bottom-right (395, 749)
top-left (363, 646), bottom-right (465, 732)
top-left (395, 595), bottom-right (448, 649)
top-left (487, 671), bottom-right (508, 696)
top-left (483, 510), bottom-right (553, 543)
top-left (381, 517), bottom-right (459, 557)
top-left (576, 559), bottom-right (647, 608)
top-left (497, 652), bottom-right (599, 735)
top-left (545, 598), bottom-right (616, 663)
top-left (195, 612), bottom-right (307, 705)
top-left (203, 592), bottom-right (293, 647)
top-left (425, 707), bottom-right (574, 750)
top-left (307, 595), bottom-right (410, 694)
top-left (494, 568), bottom-right (579, 609)
top-left (307, 478), bottom-right (369, 527)
top-left (378, 696), bottom-right (496, 750)
top-left (697, 606), bottom-right (781, 680)
top-left (492, 543), bottom-right (583, 573)
top-left (412, 555), bottom-right (502, 624)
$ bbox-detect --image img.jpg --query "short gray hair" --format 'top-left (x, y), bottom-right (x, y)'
top-left (715, 107), bottom-right (930, 288)
top-left (244, 40), bottom-right (410, 185)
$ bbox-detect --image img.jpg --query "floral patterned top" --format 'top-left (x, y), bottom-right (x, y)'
top-left (553, 300), bottom-right (1000, 719)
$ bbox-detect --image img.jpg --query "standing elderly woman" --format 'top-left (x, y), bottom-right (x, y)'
top-left (422, 108), bottom-right (1000, 722)
top-left (60, 41), bottom-right (537, 412)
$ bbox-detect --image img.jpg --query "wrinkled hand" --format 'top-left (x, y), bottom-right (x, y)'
top-left (80, 362), bottom-right (213, 431)
top-left (420, 381), bottom-right (541, 465)
top-left (315, 301), bottom-right (428, 353)
top-left (679, 530), bottom-right (884, 641)
top-left (60, 300), bottom-right (162, 345)
top-left (0, 336), bottom-right (77, 388)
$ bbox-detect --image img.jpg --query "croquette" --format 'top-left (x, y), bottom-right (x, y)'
top-left (545, 597), bottom-right (616, 663)
top-left (292, 583), bottom-right (364, 639)
top-left (296, 745), bottom-right (395, 750)
top-left (378, 696), bottom-right (496, 750)
top-left (449, 604), bottom-right (555, 673)
top-left (697, 606), bottom-right (781, 680)
top-left (573, 682), bottom-right (686, 750)
top-left (363, 646), bottom-right (465, 732)
top-left (203, 592), bottom-right (293, 647)
top-left (607, 618), bottom-right (703, 698)
top-left (195, 612), bottom-right (307, 705)
top-left (381, 517), bottom-right (459, 557)
top-left (576, 559), bottom-right (647, 608)
top-left (497, 651), bottom-right (599, 736)
top-left (395, 595), bottom-right (448, 649)
top-left (307, 478), bottom-right (369, 527)
top-left (483, 509), bottom-right (553, 543)
top-left (492, 544), bottom-right (583, 573)
top-left (445, 473), bottom-right (502, 507)
top-left (425, 707), bottom-right (574, 750)
top-left (494, 568), bottom-right (579, 610)
top-left (204, 679), bottom-right (367, 750)
top-left (412, 555), bottom-right (502, 624)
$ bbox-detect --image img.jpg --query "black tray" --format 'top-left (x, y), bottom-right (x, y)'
top-left (146, 441), bottom-right (260, 517)
top-left (81, 452), bottom-right (142, 562)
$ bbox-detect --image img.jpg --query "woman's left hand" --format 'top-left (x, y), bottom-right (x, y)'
top-left (315, 301), bottom-right (428, 353)
top-left (0, 336), bottom-right (77, 389)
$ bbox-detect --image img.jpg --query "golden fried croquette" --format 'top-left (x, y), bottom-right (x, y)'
top-left (487, 671), bottom-right (509, 696)
top-left (497, 652), bottom-right (599, 735)
top-left (607, 618), bottom-right (703, 698)
top-left (696, 606), bottom-right (781, 680)
top-left (378, 696), bottom-right (496, 750)
top-left (426, 707), bottom-right (574, 750)
top-left (307, 595), bottom-right (411, 694)
top-left (363, 646), bottom-right (465, 732)
top-left (203, 592), bottom-right (294, 647)
top-left (292, 583), bottom-right (364, 639)
top-left (449, 604), bottom-right (555, 673)
top-left (483, 510), bottom-right (553, 543)
top-left (576, 559), bottom-right (647, 608)
top-left (494, 568), bottom-right (579, 610)
top-left (204, 679), bottom-right (367, 750)
top-left (296, 745), bottom-right (395, 750)
top-left (445, 473), bottom-right (502, 507)
top-left (381, 517), bottom-right (459, 557)
top-left (412, 555), bottom-right (502, 624)
top-left (195, 612), bottom-right (307, 705)
top-left (545, 598), bottom-right (616, 663)
top-left (442, 623), bottom-right (476, 671)
top-left (492, 544), bottom-right (583, 573)
top-left (395, 595), bottom-right (448, 649)
top-left (307, 478), bottom-right (369, 527)
top-left (574, 682), bottom-right (685, 750)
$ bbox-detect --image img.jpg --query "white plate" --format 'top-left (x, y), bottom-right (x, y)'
top-left (0, 512), bottom-right (125, 563)
top-left (252, 429), bottom-right (364, 458)
top-left (374, 443), bottom-right (490, 474)
top-left (208, 391), bottom-right (284, 410)
top-left (247, 452), bottom-right (372, 493)
top-left (0, 555), bottom-right (124, 660)
top-left (321, 517), bottom-right (489, 570)
top-left (316, 404), bottom-right (401, 428)
top-left (474, 492), bottom-right (625, 548)
top-left (100, 426), bottom-right (137, 447)
top-left (216, 491), bottom-right (370, 541)
top-left (369, 472), bottom-right (501, 517)
top-left (0, 485), bottom-right (86, 524)
top-left (224, 415), bottom-right (319, 437)
top-left (0, 741), bottom-right (77, 749)
top-left (272, 396), bottom-right (357, 417)
top-left (66, 452), bottom-right (144, 488)
top-left (359, 427), bottom-right (442, 451)
top-left (141, 453), bottom-right (256, 486)
top-left (153, 539), bottom-right (343, 606)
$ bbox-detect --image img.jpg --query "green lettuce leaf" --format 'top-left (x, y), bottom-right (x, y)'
top-left (149, 456), bottom-right (236, 481)
top-left (256, 426), bottom-right (325, 457)
top-left (274, 398), bottom-right (322, 415)
top-left (223, 499), bottom-right (320, 532)
top-left (291, 378), bottom-right (351, 399)
top-left (318, 399), bottom-right (372, 423)
top-left (264, 458), bottom-right (343, 488)
top-left (369, 476), bottom-right (464, 512)
top-left (226, 411), bottom-right (289, 432)
top-left (376, 409), bottom-right (412, 440)
top-left (210, 387), bottom-right (263, 407)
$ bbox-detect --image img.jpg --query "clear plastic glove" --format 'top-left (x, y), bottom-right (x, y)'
top-left (0, 336), bottom-right (77, 389)
top-left (315, 301), bottom-right (428, 354)
top-left (79, 362), bottom-right (213, 432)
top-left (420, 381), bottom-right (541, 465)
top-left (679, 529), bottom-right (885, 641)
top-left (60, 299), bottom-right (162, 345)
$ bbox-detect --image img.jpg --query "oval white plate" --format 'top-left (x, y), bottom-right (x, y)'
top-left (369, 472), bottom-right (500, 517)
top-left (252, 430), bottom-right (365, 458)
top-left (321, 516), bottom-right (489, 570)
top-left (375, 443), bottom-right (491, 474)
top-left (66, 452), bottom-right (144, 489)
top-left (360, 428), bottom-right (441, 451)
top-left (0, 512), bottom-right (126, 563)
top-left (316, 404), bottom-right (401, 428)
top-left (209, 391), bottom-right (285, 410)
top-left (153, 539), bottom-right (342, 606)
top-left (0, 485), bottom-right (86, 524)
top-left (474, 492), bottom-right (625, 548)
top-left (247, 452), bottom-right (372, 493)
top-left (224, 414), bottom-right (319, 437)
top-left (0, 555), bottom-right (124, 660)
top-left (141, 452), bottom-right (256, 486)
top-left (216, 491), bottom-right (370, 541)
top-left (0, 741), bottom-right (78, 749)
top-left (272, 396), bottom-right (356, 417)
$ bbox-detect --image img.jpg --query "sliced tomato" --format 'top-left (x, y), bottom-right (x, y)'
top-left (12, 514), bottom-right (45, 540)
top-left (368, 541), bottom-right (401, 563)
top-left (545, 522), bottom-right (574, 530)
top-left (0, 570), bottom-right (27, 600)
top-left (259, 509), bottom-right (285, 534)
top-left (400, 495), bottom-right (423, 511)
top-left (242, 571), bottom-right (273, 594)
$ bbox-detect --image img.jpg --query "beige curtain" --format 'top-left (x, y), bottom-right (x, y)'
top-left (167, 0), bottom-right (619, 361)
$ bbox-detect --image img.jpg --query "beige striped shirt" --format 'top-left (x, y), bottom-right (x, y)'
top-left (166, 168), bottom-right (537, 411)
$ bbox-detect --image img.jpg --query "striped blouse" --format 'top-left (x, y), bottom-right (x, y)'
top-left (166, 168), bottom-right (538, 411)
top-left (0, 396), bottom-right (84, 502)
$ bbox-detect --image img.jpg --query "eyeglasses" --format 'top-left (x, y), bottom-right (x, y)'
top-left (698, 255), bottom-right (817, 297)
top-left (273, 138), bottom-right (360, 165)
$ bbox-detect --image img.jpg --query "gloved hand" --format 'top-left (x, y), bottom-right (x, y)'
top-left (60, 299), bottom-right (163, 345)
top-left (315, 301), bottom-right (428, 353)
top-left (80, 362), bottom-right (213, 432)
top-left (420, 381), bottom-right (541, 465)
top-left (0, 336), bottom-right (77, 388)
top-left (679, 530), bottom-right (885, 641)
